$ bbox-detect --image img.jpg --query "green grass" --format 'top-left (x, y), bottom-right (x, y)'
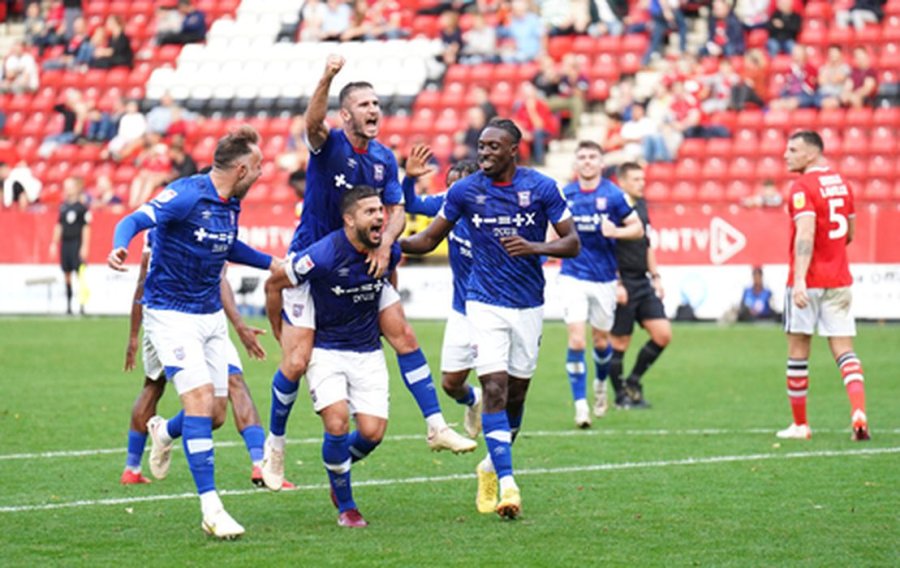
top-left (0, 318), bottom-right (897, 566)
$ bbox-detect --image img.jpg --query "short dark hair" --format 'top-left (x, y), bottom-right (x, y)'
top-left (213, 125), bottom-right (260, 170)
top-left (341, 185), bottom-right (381, 215)
top-left (617, 161), bottom-right (643, 178)
top-left (788, 130), bottom-right (824, 153)
top-left (484, 117), bottom-right (522, 145)
top-left (449, 159), bottom-right (479, 179)
top-left (576, 140), bottom-right (603, 154)
top-left (339, 81), bottom-right (375, 107)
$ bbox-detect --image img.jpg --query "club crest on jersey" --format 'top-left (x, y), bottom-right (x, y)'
top-left (373, 164), bottom-right (384, 182)
top-left (595, 197), bottom-right (607, 210)
top-left (174, 347), bottom-right (185, 361)
top-left (294, 254), bottom-right (315, 276)
top-left (292, 304), bottom-right (304, 318)
top-left (793, 192), bottom-right (806, 209)
top-left (518, 191), bottom-right (531, 207)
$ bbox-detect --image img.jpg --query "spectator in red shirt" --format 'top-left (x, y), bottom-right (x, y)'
top-left (512, 82), bottom-right (559, 166)
top-left (840, 46), bottom-right (878, 108)
top-left (770, 44), bottom-right (819, 110)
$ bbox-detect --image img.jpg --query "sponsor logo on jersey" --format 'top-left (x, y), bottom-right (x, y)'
top-left (793, 192), bottom-right (806, 209)
top-left (153, 188), bottom-right (178, 205)
top-left (517, 191), bottom-right (531, 207)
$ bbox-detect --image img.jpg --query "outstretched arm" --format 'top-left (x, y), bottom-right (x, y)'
top-left (400, 215), bottom-right (455, 255)
top-left (305, 54), bottom-right (345, 152)
top-left (108, 210), bottom-right (155, 271)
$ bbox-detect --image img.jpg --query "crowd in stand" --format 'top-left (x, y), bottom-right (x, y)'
top-left (1, 0), bottom-right (897, 210)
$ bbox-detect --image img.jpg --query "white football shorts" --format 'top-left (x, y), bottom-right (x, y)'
top-left (466, 300), bottom-right (544, 379)
top-left (784, 286), bottom-right (856, 337)
top-left (557, 274), bottom-right (618, 331)
top-left (143, 313), bottom-right (243, 384)
top-left (306, 348), bottom-right (390, 419)
top-left (143, 308), bottom-right (230, 397)
top-left (441, 309), bottom-right (476, 373)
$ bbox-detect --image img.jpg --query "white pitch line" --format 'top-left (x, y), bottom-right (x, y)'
top-left (0, 446), bottom-right (897, 514)
top-left (2, 428), bottom-right (900, 461)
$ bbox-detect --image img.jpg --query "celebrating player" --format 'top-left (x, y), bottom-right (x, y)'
top-left (108, 126), bottom-right (277, 539)
top-left (265, 186), bottom-right (400, 528)
top-left (260, 55), bottom-right (474, 491)
top-left (609, 162), bottom-right (672, 409)
top-left (401, 118), bottom-right (580, 519)
top-left (778, 130), bottom-right (869, 441)
top-left (558, 142), bottom-right (643, 428)
top-left (403, 154), bottom-right (482, 437)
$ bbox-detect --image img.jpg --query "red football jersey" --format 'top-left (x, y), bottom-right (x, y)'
top-left (786, 165), bottom-right (855, 288)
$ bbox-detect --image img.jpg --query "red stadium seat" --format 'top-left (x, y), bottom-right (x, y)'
top-left (590, 54), bottom-right (619, 81)
top-left (434, 108), bottom-right (460, 134)
top-left (444, 65), bottom-right (469, 84)
top-left (698, 180), bottom-right (726, 202)
top-left (788, 108), bottom-right (817, 131)
top-left (677, 138), bottom-right (705, 158)
top-left (839, 155), bottom-right (867, 179)
top-left (587, 79), bottom-right (610, 102)
top-left (755, 156), bottom-right (784, 182)
top-left (701, 157), bottom-right (729, 181)
top-left (595, 35), bottom-right (621, 55)
top-left (547, 36), bottom-right (574, 60)
top-left (869, 127), bottom-right (897, 154)
top-left (415, 89), bottom-right (441, 110)
top-left (644, 181), bottom-right (670, 201)
top-left (736, 109), bottom-right (764, 130)
top-left (725, 179), bottom-right (753, 201)
top-left (747, 28), bottom-right (769, 49)
top-left (844, 107), bottom-right (873, 128)
top-left (840, 127), bottom-right (869, 155)
top-left (728, 157), bottom-right (755, 181)
top-left (621, 34), bottom-right (648, 55)
top-left (494, 63), bottom-right (519, 83)
top-left (674, 158), bottom-right (701, 182)
top-left (872, 106), bottom-right (900, 128)
top-left (866, 155), bottom-right (896, 177)
top-left (572, 35), bottom-right (599, 56)
top-left (733, 128), bottom-right (759, 155)
top-left (705, 138), bottom-right (733, 158)
top-left (671, 181), bottom-right (697, 202)
top-left (619, 52), bottom-right (641, 74)
top-left (862, 179), bottom-right (892, 200)
top-left (645, 163), bottom-right (674, 183)
top-left (758, 129), bottom-right (786, 156)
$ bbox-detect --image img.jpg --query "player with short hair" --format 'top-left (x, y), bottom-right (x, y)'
top-left (402, 151), bottom-right (482, 437)
top-left (401, 118), bottom-right (581, 519)
top-left (50, 177), bottom-right (91, 315)
top-left (265, 186), bottom-right (400, 528)
top-left (108, 125), bottom-right (277, 539)
top-left (120, 230), bottom-right (295, 489)
top-left (609, 162), bottom-right (672, 409)
top-left (260, 54), bottom-right (474, 491)
top-left (559, 142), bottom-right (643, 428)
top-left (778, 130), bottom-right (869, 441)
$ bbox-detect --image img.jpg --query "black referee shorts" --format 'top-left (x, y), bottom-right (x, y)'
top-left (612, 278), bottom-right (667, 336)
top-left (60, 240), bottom-right (82, 273)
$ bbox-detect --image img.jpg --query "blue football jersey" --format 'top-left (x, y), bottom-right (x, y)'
top-left (290, 129), bottom-right (403, 252)
top-left (404, 187), bottom-right (473, 315)
top-left (440, 168), bottom-right (571, 309)
top-left (290, 230), bottom-right (401, 352)
top-left (560, 179), bottom-right (634, 283)
top-left (136, 175), bottom-right (242, 314)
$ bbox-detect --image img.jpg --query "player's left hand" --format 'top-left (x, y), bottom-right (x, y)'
top-left (792, 283), bottom-right (809, 309)
top-left (108, 247), bottom-right (128, 271)
top-left (405, 144), bottom-right (436, 178)
top-left (237, 324), bottom-right (267, 360)
top-left (500, 235), bottom-right (537, 257)
top-left (366, 244), bottom-right (392, 278)
top-left (600, 216), bottom-right (617, 238)
top-left (616, 281), bottom-right (629, 304)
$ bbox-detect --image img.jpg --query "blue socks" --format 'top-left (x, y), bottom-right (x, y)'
top-left (455, 384), bottom-right (476, 406)
top-left (270, 369), bottom-right (299, 436)
top-left (397, 349), bottom-right (440, 419)
top-left (125, 430), bottom-right (146, 470)
top-left (166, 410), bottom-right (184, 439)
top-left (566, 348), bottom-right (587, 402)
top-left (182, 415), bottom-right (216, 495)
top-left (241, 425), bottom-right (266, 464)
top-left (348, 431), bottom-right (380, 463)
top-left (482, 411), bottom-right (513, 480)
top-left (323, 432), bottom-right (354, 512)
top-left (593, 345), bottom-right (612, 383)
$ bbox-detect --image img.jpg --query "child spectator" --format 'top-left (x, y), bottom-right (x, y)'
top-left (767, 0), bottom-right (802, 56)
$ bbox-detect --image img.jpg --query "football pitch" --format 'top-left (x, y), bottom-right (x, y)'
top-left (0, 317), bottom-right (897, 566)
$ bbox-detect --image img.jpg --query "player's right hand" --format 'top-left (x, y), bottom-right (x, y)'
top-left (792, 283), bottom-right (809, 309)
top-left (616, 281), bottom-right (629, 305)
top-left (108, 247), bottom-right (128, 271)
top-left (124, 336), bottom-right (138, 371)
top-left (237, 324), bottom-right (267, 360)
top-left (324, 54), bottom-right (345, 79)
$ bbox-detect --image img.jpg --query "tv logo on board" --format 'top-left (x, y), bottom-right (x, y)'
top-left (651, 217), bottom-right (746, 264)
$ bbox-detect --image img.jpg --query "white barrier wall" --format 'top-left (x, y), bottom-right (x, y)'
top-left (2, 263), bottom-right (898, 320)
